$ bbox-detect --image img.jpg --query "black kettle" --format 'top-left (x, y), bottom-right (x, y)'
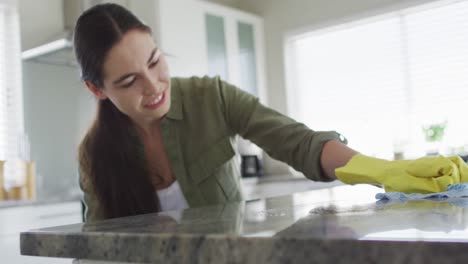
top-left (241, 155), bottom-right (263, 177)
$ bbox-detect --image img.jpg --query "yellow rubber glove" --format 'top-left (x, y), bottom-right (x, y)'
top-left (335, 154), bottom-right (468, 194)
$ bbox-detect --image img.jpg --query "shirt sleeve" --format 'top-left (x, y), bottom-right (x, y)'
top-left (79, 168), bottom-right (105, 223)
top-left (216, 77), bottom-right (346, 182)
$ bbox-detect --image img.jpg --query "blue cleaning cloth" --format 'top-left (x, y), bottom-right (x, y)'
top-left (376, 183), bottom-right (468, 201)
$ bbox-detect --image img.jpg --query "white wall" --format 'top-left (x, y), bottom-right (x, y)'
top-left (18, 0), bottom-right (64, 51)
top-left (18, 0), bottom-right (129, 51)
top-left (157, 0), bottom-right (208, 77)
top-left (201, 0), bottom-right (241, 9)
top-left (22, 61), bottom-right (89, 200)
top-left (235, 0), bottom-right (442, 115)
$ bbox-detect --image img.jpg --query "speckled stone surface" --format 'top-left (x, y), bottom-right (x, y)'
top-left (20, 185), bottom-right (468, 263)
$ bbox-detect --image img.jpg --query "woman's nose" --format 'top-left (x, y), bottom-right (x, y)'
top-left (143, 75), bottom-right (163, 95)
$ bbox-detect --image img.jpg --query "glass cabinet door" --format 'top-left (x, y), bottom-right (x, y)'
top-left (205, 13), bottom-right (228, 80)
top-left (237, 21), bottom-right (258, 96)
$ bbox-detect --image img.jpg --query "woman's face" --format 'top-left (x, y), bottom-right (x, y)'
top-left (98, 29), bottom-right (171, 126)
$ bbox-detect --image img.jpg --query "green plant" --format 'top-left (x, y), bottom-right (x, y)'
top-left (422, 121), bottom-right (447, 142)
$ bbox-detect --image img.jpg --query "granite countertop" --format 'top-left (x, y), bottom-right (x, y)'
top-left (20, 184), bottom-right (468, 264)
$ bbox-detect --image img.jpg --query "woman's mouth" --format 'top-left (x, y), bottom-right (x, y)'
top-left (144, 92), bottom-right (165, 110)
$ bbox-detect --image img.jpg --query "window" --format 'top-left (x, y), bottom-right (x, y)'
top-left (0, 1), bottom-right (25, 187)
top-left (286, 0), bottom-right (468, 159)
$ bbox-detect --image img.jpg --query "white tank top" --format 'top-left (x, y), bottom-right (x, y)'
top-left (156, 180), bottom-right (189, 212)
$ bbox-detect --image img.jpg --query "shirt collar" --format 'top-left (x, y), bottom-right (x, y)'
top-left (165, 78), bottom-right (183, 120)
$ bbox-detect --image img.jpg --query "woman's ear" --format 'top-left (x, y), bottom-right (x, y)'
top-left (85, 81), bottom-right (108, 100)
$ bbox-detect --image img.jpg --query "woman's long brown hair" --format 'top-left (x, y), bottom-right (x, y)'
top-left (75, 3), bottom-right (160, 219)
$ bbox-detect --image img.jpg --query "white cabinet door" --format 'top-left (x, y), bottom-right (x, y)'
top-left (0, 201), bottom-right (82, 263)
top-left (201, 1), bottom-right (267, 103)
top-left (158, 0), bottom-right (209, 77)
top-left (129, 0), bottom-right (208, 77)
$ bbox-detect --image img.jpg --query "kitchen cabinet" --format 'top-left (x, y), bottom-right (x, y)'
top-left (201, 1), bottom-right (267, 102)
top-left (0, 201), bottom-right (81, 263)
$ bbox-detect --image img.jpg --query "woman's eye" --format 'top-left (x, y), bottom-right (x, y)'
top-left (149, 59), bottom-right (159, 68)
top-left (121, 78), bottom-right (135, 88)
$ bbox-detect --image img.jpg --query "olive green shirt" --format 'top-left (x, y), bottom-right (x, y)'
top-left (80, 76), bottom-right (346, 222)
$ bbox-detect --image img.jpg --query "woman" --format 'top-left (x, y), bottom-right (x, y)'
top-left (75, 3), bottom-right (357, 222)
top-left (76, 3), bottom-right (466, 223)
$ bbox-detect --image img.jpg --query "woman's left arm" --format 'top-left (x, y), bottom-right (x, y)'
top-left (320, 140), bottom-right (359, 180)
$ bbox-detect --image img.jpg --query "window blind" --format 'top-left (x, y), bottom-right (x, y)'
top-left (406, 1), bottom-right (468, 154)
top-left (0, 2), bottom-right (25, 186)
top-left (287, 0), bottom-right (468, 159)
